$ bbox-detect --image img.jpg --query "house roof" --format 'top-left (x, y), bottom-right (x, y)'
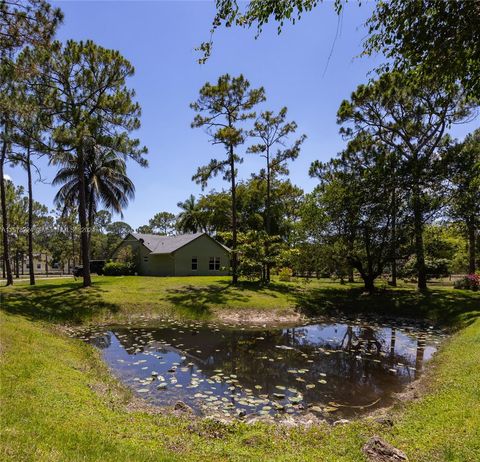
top-left (131, 232), bottom-right (230, 255)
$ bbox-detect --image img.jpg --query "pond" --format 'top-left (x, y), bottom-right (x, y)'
top-left (77, 318), bottom-right (443, 421)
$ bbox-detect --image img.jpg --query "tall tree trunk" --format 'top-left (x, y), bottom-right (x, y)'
top-left (347, 233), bottom-right (355, 283)
top-left (77, 146), bottom-right (91, 287)
top-left (348, 256), bottom-right (375, 294)
top-left (347, 266), bottom-right (354, 283)
top-left (265, 149), bottom-right (271, 283)
top-left (467, 217), bottom-right (476, 274)
top-left (26, 146), bottom-right (35, 285)
top-left (390, 182), bottom-right (397, 287)
top-left (229, 146), bottom-right (238, 284)
top-left (358, 230), bottom-right (375, 294)
top-left (0, 125), bottom-right (13, 285)
top-left (412, 192), bottom-right (427, 290)
top-left (365, 239), bottom-right (375, 294)
top-left (71, 228), bottom-right (76, 268)
top-left (87, 186), bottom-right (94, 252)
top-left (362, 274), bottom-right (375, 294)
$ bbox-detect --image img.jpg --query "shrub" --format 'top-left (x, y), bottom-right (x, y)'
top-left (278, 267), bottom-right (293, 282)
top-left (454, 274), bottom-right (480, 291)
top-left (103, 261), bottom-right (134, 276)
top-left (115, 245), bottom-right (137, 267)
top-left (400, 256), bottom-right (450, 279)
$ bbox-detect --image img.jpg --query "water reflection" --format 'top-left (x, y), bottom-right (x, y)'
top-left (77, 320), bottom-right (442, 420)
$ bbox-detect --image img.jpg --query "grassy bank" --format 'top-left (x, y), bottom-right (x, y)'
top-left (1, 310), bottom-right (479, 461)
top-left (1, 275), bottom-right (479, 327)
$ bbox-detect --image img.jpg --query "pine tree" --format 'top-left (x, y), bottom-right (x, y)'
top-left (191, 74), bottom-right (265, 284)
top-left (46, 40), bottom-right (147, 287)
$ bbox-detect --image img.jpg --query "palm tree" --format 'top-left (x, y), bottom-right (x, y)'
top-left (176, 194), bottom-right (205, 233)
top-left (52, 145), bottom-right (135, 249)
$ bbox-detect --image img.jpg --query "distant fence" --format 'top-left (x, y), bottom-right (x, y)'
top-left (0, 270), bottom-right (73, 280)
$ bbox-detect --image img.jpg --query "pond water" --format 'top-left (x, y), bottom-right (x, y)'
top-left (78, 318), bottom-right (443, 421)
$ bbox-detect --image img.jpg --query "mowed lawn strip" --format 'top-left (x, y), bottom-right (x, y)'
top-left (1, 275), bottom-right (479, 326)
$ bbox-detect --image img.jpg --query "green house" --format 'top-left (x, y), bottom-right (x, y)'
top-left (113, 232), bottom-right (231, 276)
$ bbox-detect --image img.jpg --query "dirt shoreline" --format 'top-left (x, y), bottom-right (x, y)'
top-left (212, 307), bottom-right (306, 325)
top-left (61, 306), bottom-right (309, 330)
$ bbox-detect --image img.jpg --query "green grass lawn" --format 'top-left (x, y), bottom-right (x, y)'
top-left (0, 275), bottom-right (301, 324)
top-left (1, 276), bottom-right (479, 461)
top-left (1, 275), bottom-right (479, 327)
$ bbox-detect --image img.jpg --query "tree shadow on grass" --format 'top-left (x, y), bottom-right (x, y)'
top-left (0, 280), bottom-right (119, 324)
top-left (233, 279), bottom-right (298, 296)
top-left (164, 281), bottom-right (250, 316)
top-left (163, 279), bottom-right (302, 318)
top-left (295, 285), bottom-right (480, 329)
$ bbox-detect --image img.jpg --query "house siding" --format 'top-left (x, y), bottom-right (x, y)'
top-left (112, 233), bottom-right (229, 277)
top-left (142, 254), bottom-right (175, 276)
top-left (173, 234), bottom-right (230, 276)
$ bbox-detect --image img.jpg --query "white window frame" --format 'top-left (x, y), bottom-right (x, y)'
top-left (209, 256), bottom-right (220, 271)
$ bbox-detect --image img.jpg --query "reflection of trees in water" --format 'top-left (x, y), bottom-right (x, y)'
top-left (284, 324), bottom-right (391, 358)
top-left (340, 326), bottom-right (382, 354)
top-left (415, 335), bottom-right (426, 379)
top-left (390, 327), bottom-right (396, 357)
top-left (97, 324), bottom-right (428, 406)
top-left (286, 324), bottom-right (424, 372)
top-left (89, 332), bottom-right (112, 349)
top-left (108, 329), bottom-right (157, 355)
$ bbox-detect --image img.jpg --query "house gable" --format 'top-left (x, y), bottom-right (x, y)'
top-left (112, 233), bottom-right (152, 257)
top-left (173, 234), bottom-right (230, 276)
top-left (171, 233), bottom-right (230, 256)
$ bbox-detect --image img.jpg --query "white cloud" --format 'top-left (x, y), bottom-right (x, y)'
top-left (3, 174), bottom-right (11, 181)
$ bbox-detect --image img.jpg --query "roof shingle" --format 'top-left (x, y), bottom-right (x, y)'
top-left (131, 232), bottom-right (224, 254)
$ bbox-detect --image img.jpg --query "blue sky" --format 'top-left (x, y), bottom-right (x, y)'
top-left (6, 0), bottom-right (478, 228)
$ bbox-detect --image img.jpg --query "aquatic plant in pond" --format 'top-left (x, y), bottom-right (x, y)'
top-left (77, 319), bottom-right (443, 421)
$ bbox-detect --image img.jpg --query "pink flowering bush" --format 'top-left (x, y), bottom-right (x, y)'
top-left (454, 273), bottom-right (480, 291)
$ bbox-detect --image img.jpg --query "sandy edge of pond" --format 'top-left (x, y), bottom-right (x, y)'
top-left (212, 308), bottom-right (306, 326)
top-left (122, 393), bottom-right (331, 428)
top-left (119, 378), bottom-right (433, 429)
top-left (57, 307), bottom-right (308, 329)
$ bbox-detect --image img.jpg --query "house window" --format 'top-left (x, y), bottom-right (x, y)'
top-left (37, 263), bottom-right (41, 269)
top-left (209, 257), bottom-right (220, 271)
top-left (191, 257), bottom-right (198, 271)
top-left (143, 255), bottom-right (148, 262)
